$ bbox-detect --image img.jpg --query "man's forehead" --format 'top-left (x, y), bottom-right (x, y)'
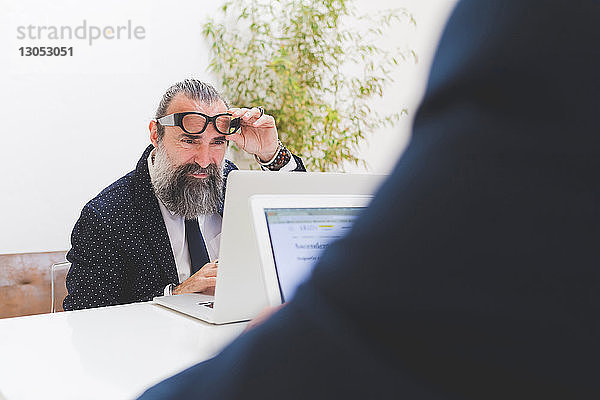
top-left (166, 93), bottom-right (227, 114)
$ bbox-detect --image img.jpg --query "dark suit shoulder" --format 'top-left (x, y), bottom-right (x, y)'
top-left (83, 170), bottom-right (138, 224)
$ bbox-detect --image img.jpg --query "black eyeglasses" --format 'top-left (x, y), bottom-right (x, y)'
top-left (156, 112), bottom-right (241, 135)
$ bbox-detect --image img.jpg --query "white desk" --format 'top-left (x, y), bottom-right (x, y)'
top-left (0, 302), bottom-right (247, 400)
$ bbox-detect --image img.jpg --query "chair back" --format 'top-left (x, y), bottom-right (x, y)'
top-left (50, 262), bottom-right (71, 313)
top-left (0, 251), bottom-right (67, 319)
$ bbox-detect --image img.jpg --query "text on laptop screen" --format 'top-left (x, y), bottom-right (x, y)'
top-left (264, 207), bottom-right (364, 301)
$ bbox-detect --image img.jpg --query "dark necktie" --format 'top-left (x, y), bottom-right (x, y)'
top-left (185, 218), bottom-right (210, 274)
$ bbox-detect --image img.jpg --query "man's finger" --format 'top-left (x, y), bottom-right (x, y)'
top-left (192, 277), bottom-right (216, 293)
top-left (241, 107), bottom-right (262, 124)
top-left (198, 268), bottom-right (217, 278)
top-left (207, 262), bottom-right (218, 270)
top-left (191, 263), bottom-right (217, 279)
top-left (202, 277), bottom-right (217, 288)
top-left (203, 270), bottom-right (217, 278)
top-left (229, 107), bottom-right (248, 118)
top-left (252, 114), bottom-right (275, 128)
top-left (201, 263), bottom-right (218, 272)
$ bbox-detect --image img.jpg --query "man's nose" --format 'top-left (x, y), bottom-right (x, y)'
top-left (193, 143), bottom-right (212, 168)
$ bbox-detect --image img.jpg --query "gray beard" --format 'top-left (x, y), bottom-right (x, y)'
top-left (150, 143), bottom-right (224, 219)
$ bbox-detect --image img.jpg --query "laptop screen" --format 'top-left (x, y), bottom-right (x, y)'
top-left (263, 207), bottom-right (364, 301)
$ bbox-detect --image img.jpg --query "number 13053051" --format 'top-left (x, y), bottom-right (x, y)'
top-left (19, 47), bottom-right (73, 56)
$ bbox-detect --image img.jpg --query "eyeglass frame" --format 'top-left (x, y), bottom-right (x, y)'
top-left (155, 111), bottom-right (241, 135)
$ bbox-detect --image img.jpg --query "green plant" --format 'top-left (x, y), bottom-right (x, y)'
top-left (203, 0), bottom-right (416, 171)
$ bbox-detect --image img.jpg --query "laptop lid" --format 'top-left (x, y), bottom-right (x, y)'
top-left (250, 194), bottom-right (372, 306)
top-left (211, 171), bottom-right (384, 323)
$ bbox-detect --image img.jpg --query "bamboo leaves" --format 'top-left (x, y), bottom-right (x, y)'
top-left (203, 0), bottom-right (414, 171)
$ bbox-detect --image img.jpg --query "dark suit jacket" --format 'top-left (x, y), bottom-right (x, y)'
top-left (139, 1), bottom-right (600, 399)
top-left (63, 145), bottom-right (305, 310)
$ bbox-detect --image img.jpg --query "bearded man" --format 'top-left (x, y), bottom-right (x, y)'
top-left (63, 79), bottom-right (305, 311)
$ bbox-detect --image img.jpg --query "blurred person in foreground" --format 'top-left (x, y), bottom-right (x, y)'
top-left (139, 0), bottom-right (600, 398)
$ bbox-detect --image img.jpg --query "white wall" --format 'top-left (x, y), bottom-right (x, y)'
top-left (350, 0), bottom-right (457, 173)
top-left (0, 0), bottom-right (456, 254)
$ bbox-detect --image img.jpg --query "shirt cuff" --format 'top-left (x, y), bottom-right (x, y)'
top-left (163, 284), bottom-right (172, 296)
top-left (260, 156), bottom-right (297, 172)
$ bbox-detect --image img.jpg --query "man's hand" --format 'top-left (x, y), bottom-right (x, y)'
top-left (173, 261), bottom-right (218, 295)
top-left (227, 107), bottom-right (279, 162)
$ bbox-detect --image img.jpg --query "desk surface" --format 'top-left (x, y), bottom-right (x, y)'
top-left (0, 302), bottom-right (246, 400)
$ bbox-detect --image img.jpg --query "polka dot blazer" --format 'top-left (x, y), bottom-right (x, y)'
top-left (62, 145), bottom-right (240, 311)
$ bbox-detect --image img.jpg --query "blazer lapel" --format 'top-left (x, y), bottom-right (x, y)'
top-left (219, 160), bottom-right (238, 216)
top-left (133, 145), bottom-right (179, 284)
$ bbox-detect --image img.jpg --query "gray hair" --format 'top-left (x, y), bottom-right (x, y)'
top-left (155, 79), bottom-right (229, 140)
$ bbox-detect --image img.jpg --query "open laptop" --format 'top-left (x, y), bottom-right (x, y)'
top-left (251, 194), bottom-right (371, 306)
top-left (154, 171), bottom-right (384, 324)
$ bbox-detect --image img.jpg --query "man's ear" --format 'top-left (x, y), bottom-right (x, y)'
top-left (149, 120), bottom-right (159, 148)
